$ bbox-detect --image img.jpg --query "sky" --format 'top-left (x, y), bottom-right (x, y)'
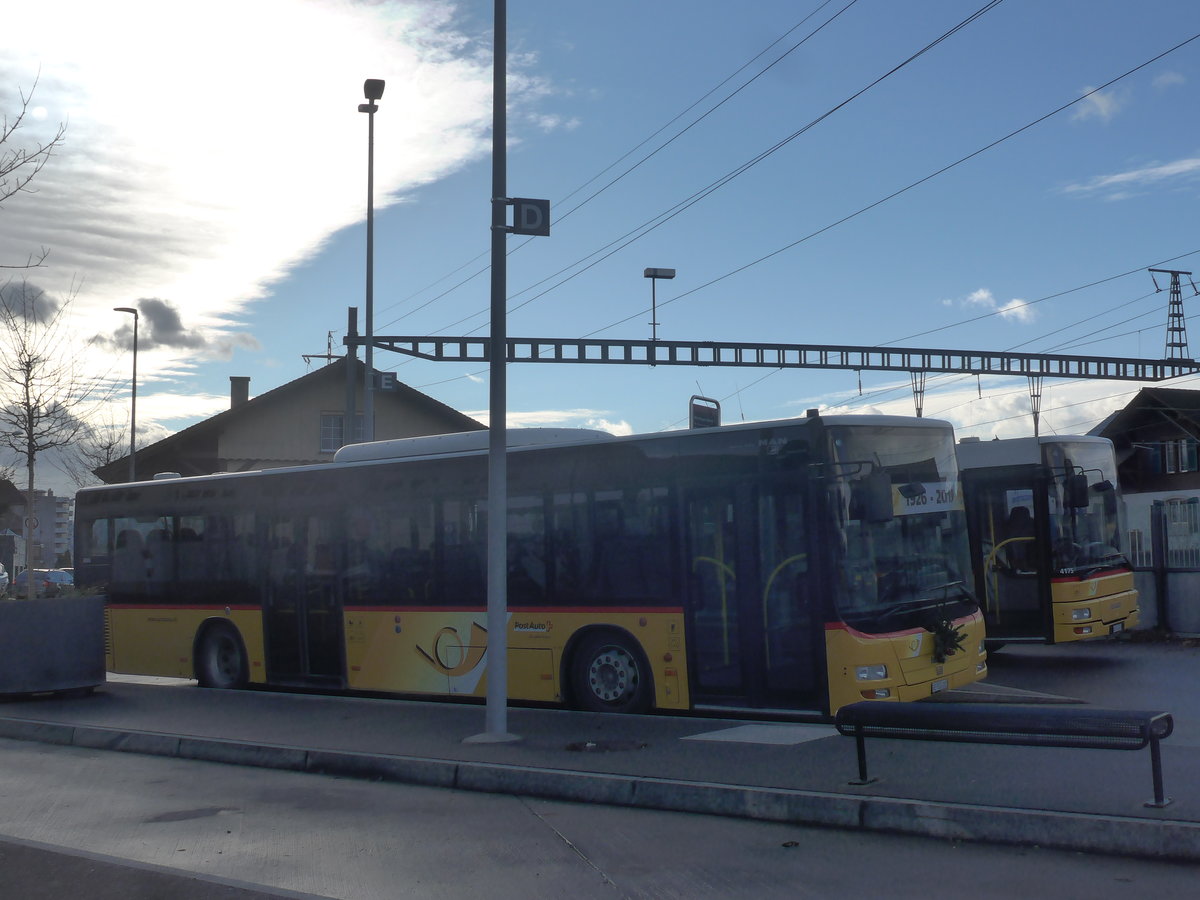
top-left (3, 0), bottom-right (1200, 491)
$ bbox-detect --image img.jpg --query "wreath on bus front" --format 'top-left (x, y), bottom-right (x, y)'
top-left (927, 616), bottom-right (966, 664)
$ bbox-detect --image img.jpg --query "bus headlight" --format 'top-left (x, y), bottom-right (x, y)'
top-left (860, 688), bottom-right (892, 699)
top-left (855, 664), bottom-right (888, 681)
top-left (1072, 608), bottom-right (1093, 621)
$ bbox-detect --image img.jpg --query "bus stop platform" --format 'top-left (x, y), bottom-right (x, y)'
top-left (0, 678), bottom-right (1197, 863)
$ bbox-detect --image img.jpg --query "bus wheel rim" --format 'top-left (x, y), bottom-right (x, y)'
top-left (587, 647), bottom-right (635, 702)
top-left (213, 635), bottom-right (238, 679)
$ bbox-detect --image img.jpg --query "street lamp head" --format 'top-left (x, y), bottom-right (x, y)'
top-left (113, 306), bottom-right (138, 317)
top-left (643, 268), bottom-right (676, 280)
top-left (363, 79), bottom-right (385, 101)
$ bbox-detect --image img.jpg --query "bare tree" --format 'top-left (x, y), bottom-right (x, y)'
top-left (0, 281), bottom-right (109, 598)
top-left (1, 79), bottom-right (66, 271)
top-left (60, 413), bottom-right (129, 490)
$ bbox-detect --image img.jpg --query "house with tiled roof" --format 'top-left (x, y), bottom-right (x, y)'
top-left (93, 356), bottom-right (483, 484)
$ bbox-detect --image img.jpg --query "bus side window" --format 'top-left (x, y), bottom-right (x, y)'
top-left (508, 494), bottom-right (547, 605)
top-left (551, 492), bottom-right (589, 605)
top-left (438, 497), bottom-right (484, 605)
top-left (112, 525), bottom-right (147, 595)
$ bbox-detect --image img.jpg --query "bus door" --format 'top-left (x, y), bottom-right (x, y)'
top-left (963, 469), bottom-right (1050, 640)
top-left (685, 482), bottom-right (820, 710)
top-left (263, 514), bottom-right (345, 685)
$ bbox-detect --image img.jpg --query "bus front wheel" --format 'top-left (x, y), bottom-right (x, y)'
top-left (195, 624), bottom-right (248, 690)
top-left (570, 631), bottom-right (652, 714)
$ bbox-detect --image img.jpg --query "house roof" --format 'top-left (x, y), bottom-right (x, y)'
top-left (94, 356), bottom-right (484, 483)
top-left (1091, 387), bottom-right (1200, 444)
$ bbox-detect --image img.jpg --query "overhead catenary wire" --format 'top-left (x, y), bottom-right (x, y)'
top-left (595, 31), bottom-right (1200, 341)
top-left (408, 22), bottom-right (1200, 431)
top-left (374, 0), bottom-right (854, 334)
top-left (402, 0), bottom-right (1008, 343)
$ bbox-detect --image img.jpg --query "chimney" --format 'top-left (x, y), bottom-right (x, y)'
top-left (230, 376), bottom-right (250, 408)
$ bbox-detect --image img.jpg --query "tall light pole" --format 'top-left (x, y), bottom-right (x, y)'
top-left (643, 267), bottom-right (675, 343)
top-left (113, 307), bottom-right (138, 482)
top-left (359, 77), bottom-right (385, 443)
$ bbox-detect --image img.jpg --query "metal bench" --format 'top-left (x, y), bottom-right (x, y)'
top-left (834, 701), bottom-right (1174, 808)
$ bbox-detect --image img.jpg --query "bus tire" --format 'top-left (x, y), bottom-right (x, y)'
top-left (195, 623), bottom-right (248, 690)
top-left (570, 631), bottom-right (652, 714)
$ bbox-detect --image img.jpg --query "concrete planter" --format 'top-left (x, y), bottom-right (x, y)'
top-left (0, 595), bottom-right (106, 695)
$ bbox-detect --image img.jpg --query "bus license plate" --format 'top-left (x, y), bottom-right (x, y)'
top-left (931, 678), bottom-right (948, 693)
top-left (1111, 622), bottom-right (1124, 634)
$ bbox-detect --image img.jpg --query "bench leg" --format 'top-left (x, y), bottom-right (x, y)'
top-left (1144, 736), bottom-right (1172, 809)
top-left (849, 726), bottom-right (877, 786)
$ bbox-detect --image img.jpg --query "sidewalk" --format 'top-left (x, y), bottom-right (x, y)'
top-left (0, 678), bottom-right (1196, 862)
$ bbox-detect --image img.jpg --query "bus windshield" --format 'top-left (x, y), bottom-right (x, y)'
top-left (1044, 440), bottom-right (1128, 575)
top-left (826, 424), bottom-right (976, 632)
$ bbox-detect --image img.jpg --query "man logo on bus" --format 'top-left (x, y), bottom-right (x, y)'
top-left (416, 623), bottom-right (487, 676)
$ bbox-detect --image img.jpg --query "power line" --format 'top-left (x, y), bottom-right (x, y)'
top-left (374, 1), bottom-right (851, 333)
top-left (400, 0), bottom-right (1008, 341)
top-left (589, 32), bottom-right (1200, 339)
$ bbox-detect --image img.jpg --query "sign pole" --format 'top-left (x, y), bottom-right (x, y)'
top-left (469, 0), bottom-right (517, 744)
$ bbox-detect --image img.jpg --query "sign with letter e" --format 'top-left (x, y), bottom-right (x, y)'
top-left (509, 197), bottom-right (550, 236)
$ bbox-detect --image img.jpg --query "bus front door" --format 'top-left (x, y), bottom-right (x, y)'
top-left (263, 514), bottom-right (345, 686)
top-left (685, 484), bottom-right (820, 711)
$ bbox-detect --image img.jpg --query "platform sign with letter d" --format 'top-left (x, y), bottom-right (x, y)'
top-left (508, 198), bottom-right (550, 236)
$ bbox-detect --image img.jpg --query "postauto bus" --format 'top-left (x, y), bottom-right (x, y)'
top-left (958, 435), bottom-right (1138, 645)
top-left (74, 413), bottom-right (986, 717)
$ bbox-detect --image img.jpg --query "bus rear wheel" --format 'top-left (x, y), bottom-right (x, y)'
top-left (196, 624), bottom-right (248, 689)
top-left (570, 632), bottom-right (652, 714)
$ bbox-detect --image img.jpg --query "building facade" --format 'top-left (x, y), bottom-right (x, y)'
top-left (94, 357), bottom-right (484, 483)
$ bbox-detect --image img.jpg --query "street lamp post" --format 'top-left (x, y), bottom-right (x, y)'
top-left (358, 78), bottom-right (385, 443)
top-left (643, 267), bottom-right (675, 343)
top-left (113, 307), bottom-right (138, 482)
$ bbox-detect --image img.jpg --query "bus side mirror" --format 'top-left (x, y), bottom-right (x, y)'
top-left (1066, 473), bottom-right (1090, 509)
top-left (851, 470), bottom-right (895, 523)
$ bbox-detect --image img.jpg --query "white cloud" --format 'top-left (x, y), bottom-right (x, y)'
top-left (997, 299), bottom-right (1033, 323)
top-left (467, 407), bottom-right (632, 433)
top-left (818, 377), bottom-right (1145, 441)
top-left (1062, 156), bottom-right (1200, 199)
top-left (1071, 86), bottom-right (1127, 123)
top-left (0, 0), bottom-right (527, 372)
top-left (964, 288), bottom-right (996, 309)
top-left (1154, 71), bottom-right (1186, 90)
top-left (946, 288), bottom-right (1036, 324)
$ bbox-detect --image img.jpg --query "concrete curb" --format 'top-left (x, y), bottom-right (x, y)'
top-left (1, 716), bottom-right (1197, 863)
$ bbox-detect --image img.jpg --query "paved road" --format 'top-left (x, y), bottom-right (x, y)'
top-left (0, 737), bottom-right (1196, 899)
top-left (986, 638), bottom-right (1200, 743)
top-left (0, 634), bottom-right (1198, 899)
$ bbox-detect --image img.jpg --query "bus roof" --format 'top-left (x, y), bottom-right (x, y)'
top-left (332, 414), bottom-right (953, 464)
top-left (956, 434), bottom-right (1114, 469)
top-left (76, 413), bottom-right (957, 497)
top-left (332, 427), bottom-right (615, 463)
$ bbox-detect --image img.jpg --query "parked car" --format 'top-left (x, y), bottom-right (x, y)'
top-left (12, 568), bottom-right (74, 598)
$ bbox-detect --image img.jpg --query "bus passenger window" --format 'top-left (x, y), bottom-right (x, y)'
top-left (508, 495), bottom-right (547, 605)
top-left (112, 527), bottom-right (147, 596)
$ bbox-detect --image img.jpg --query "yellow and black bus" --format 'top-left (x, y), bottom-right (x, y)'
top-left (958, 435), bottom-right (1139, 645)
top-left (75, 413), bottom-right (986, 716)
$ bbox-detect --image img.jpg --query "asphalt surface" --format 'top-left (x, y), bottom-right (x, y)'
top-left (1, 668), bottom-right (1198, 867)
top-left (0, 834), bottom-right (322, 900)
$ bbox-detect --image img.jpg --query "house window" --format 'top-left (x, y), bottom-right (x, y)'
top-left (1162, 439), bottom-right (1200, 474)
top-left (320, 413), bottom-right (363, 453)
